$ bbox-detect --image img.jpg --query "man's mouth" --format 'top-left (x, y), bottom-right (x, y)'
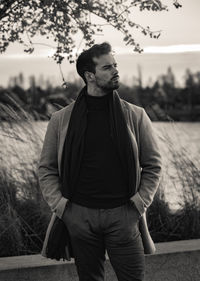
top-left (112, 75), bottom-right (119, 81)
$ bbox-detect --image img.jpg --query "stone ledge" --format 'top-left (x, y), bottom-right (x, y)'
top-left (153, 239), bottom-right (200, 255)
top-left (0, 239), bottom-right (200, 281)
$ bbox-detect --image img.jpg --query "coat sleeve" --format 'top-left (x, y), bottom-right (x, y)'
top-left (37, 113), bottom-right (68, 219)
top-left (130, 108), bottom-right (163, 216)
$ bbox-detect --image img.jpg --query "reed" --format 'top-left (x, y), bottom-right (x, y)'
top-left (148, 124), bottom-right (200, 242)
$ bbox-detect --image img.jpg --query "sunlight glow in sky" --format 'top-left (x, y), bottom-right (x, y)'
top-left (115, 44), bottom-right (200, 55)
top-left (2, 44), bottom-right (200, 59)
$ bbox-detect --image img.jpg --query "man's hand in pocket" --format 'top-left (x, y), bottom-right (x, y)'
top-left (129, 200), bottom-right (142, 221)
top-left (61, 200), bottom-right (71, 223)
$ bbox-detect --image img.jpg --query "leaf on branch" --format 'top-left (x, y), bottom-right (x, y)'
top-left (24, 47), bottom-right (34, 54)
top-left (62, 82), bottom-right (68, 88)
top-left (173, 1), bottom-right (182, 9)
top-left (156, 33), bottom-right (161, 39)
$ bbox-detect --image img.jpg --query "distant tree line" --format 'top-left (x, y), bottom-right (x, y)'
top-left (0, 67), bottom-right (200, 121)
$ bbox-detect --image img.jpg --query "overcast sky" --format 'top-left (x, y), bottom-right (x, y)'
top-left (2, 0), bottom-right (200, 57)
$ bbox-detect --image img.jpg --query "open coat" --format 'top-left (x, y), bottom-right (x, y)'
top-left (38, 94), bottom-right (163, 260)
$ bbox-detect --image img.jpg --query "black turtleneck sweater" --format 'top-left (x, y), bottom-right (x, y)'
top-left (71, 92), bottom-right (129, 208)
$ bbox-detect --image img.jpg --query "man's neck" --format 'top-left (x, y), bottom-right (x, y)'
top-left (87, 84), bottom-right (109, 97)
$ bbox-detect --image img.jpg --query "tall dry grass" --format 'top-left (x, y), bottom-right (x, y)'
top-left (148, 123), bottom-right (200, 242)
top-left (0, 99), bottom-right (51, 257)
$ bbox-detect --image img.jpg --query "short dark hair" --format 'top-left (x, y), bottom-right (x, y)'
top-left (76, 42), bottom-right (112, 83)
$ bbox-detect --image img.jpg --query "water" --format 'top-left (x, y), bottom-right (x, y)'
top-left (153, 122), bottom-right (200, 209)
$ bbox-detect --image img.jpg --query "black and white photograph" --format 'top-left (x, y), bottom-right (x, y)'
top-left (0, 0), bottom-right (200, 280)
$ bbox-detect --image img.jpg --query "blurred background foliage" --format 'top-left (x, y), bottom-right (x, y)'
top-left (1, 66), bottom-right (200, 122)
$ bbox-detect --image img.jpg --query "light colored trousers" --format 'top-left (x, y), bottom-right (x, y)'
top-left (62, 201), bottom-right (145, 281)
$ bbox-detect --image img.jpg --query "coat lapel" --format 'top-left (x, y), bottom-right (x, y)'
top-left (57, 101), bottom-right (75, 176)
top-left (120, 101), bottom-right (141, 192)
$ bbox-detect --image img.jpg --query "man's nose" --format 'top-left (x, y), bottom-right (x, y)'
top-left (113, 66), bottom-right (118, 75)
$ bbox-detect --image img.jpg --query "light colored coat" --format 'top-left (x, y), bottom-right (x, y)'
top-left (38, 95), bottom-right (163, 259)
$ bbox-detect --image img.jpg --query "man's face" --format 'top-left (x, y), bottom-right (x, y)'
top-left (92, 53), bottom-right (119, 91)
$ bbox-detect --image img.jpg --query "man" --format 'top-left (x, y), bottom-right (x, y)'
top-left (38, 42), bottom-right (162, 281)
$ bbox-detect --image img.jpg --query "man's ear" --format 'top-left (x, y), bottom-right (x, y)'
top-left (85, 71), bottom-right (95, 83)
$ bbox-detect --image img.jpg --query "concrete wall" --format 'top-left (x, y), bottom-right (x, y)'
top-left (0, 239), bottom-right (200, 281)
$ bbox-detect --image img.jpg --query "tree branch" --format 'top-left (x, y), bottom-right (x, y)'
top-left (0, 0), bottom-right (17, 20)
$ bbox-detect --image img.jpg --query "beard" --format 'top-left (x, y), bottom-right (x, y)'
top-left (96, 79), bottom-right (119, 93)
